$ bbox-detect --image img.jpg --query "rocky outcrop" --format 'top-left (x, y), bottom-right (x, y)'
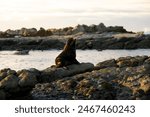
top-left (0, 32), bottom-right (149, 50)
top-left (0, 56), bottom-right (150, 100)
top-left (0, 69), bottom-right (40, 99)
top-left (31, 56), bottom-right (150, 100)
top-left (0, 63), bottom-right (94, 99)
top-left (0, 23), bottom-right (149, 50)
top-left (0, 23), bottom-right (128, 38)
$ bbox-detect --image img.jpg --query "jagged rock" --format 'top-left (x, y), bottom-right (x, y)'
top-left (0, 75), bottom-right (19, 91)
top-left (18, 70), bottom-right (38, 87)
top-left (20, 28), bottom-right (37, 37)
top-left (37, 27), bottom-right (46, 36)
top-left (0, 68), bottom-right (15, 80)
top-left (116, 56), bottom-right (148, 68)
top-left (40, 63), bottom-right (94, 82)
top-left (1, 22), bottom-right (150, 51)
top-left (106, 26), bottom-right (127, 33)
top-left (5, 29), bottom-right (18, 37)
top-left (1, 56), bottom-right (150, 100)
top-left (31, 56), bottom-right (150, 100)
top-left (95, 59), bottom-right (117, 69)
top-left (31, 71), bottom-right (115, 100)
top-left (7, 70), bottom-right (17, 75)
top-left (96, 23), bottom-right (106, 32)
top-left (73, 24), bottom-right (87, 33)
top-left (0, 72), bottom-right (7, 80)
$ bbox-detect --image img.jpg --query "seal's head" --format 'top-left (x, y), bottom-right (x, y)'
top-left (64, 38), bottom-right (76, 50)
top-left (55, 37), bottom-right (79, 67)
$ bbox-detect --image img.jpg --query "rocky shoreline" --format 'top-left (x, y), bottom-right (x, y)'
top-left (0, 55), bottom-right (150, 100)
top-left (0, 23), bottom-right (149, 50)
top-left (0, 32), bottom-right (149, 50)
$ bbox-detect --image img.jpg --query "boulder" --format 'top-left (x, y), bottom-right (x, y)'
top-left (18, 70), bottom-right (38, 87)
top-left (14, 50), bottom-right (29, 55)
top-left (96, 23), bottom-right (106, 32)
top-left (5, 29), bottom-right (18, 37)
top-left (37, 27), bottom-right (48, 36)
top-left (95, 59), bottom-right (117, 70)
top-left (0, 68), bottom-right (14, 80)
top-left (19, 28), bottom-right (37, 37)
top-left (116, 56), bottom-right (148, 68)
top-left (0, 75), bottom-right (19, 91)
top-left (40, 63), bottom-right (94, 82)
top-left (0, 72), bottom-right (7, 80)
top-left (72, 24), bottom-right (88, 34)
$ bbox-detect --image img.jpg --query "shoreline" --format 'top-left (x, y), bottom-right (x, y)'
top-left (0, 32), bottom-right (149, 50)
top-left (0, 55), bottom-right (150, 100)
top-left (1, 49), bottom-right (150, 71)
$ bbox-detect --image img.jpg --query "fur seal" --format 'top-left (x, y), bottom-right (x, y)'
top-left (55, 38), bottom-right (79, 67)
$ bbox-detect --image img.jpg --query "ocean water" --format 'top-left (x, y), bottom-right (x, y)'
top-left (0, 49), bottom-right (150, 70)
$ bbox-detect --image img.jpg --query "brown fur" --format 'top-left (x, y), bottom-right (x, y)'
top-left (55, 38), bottom-right (79, 67)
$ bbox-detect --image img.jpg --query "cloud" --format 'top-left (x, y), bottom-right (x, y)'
top-left (0, 0), bottom-right (149, 31)
top-left (0, 0), bottom-right (149, 18)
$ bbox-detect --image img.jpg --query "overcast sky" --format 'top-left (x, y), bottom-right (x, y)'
top-left (0, 0), bottom-right (149, 33)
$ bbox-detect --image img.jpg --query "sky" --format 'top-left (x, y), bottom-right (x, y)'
top-left (0, 0), bottom-right (150, 33)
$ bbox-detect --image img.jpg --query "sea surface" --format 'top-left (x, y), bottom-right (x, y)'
top-left (0, 49), bottom-right (150, 70)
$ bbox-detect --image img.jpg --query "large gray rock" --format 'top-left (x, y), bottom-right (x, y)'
top-left (40, 63), bottom-right (94, 82)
